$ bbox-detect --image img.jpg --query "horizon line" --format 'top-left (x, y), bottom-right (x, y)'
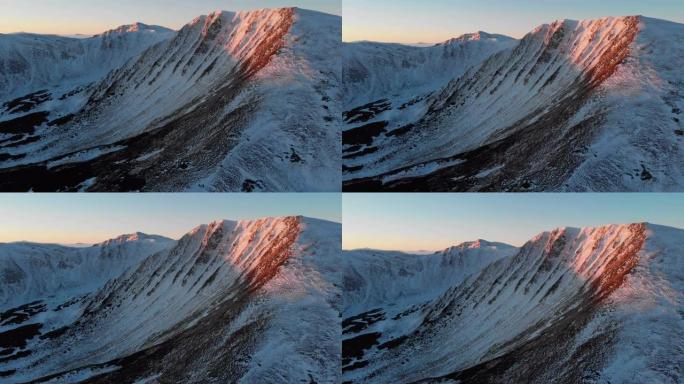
top-left (343, 13), bottom-right (681, 45)
top-left (343, 221), bottom-right (684, 253)
top-left (0, 215), bottom-right (342, 245)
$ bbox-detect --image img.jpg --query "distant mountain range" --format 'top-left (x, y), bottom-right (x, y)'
top-left (0, 8), bottom-right (341, 192)
top-left (343, 16), bottom-right (684, 192)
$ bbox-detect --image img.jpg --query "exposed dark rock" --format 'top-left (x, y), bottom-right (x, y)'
top-left (343, 99), bottom-right (391, 124)
top-left (343, 121), bottom-right (388, 146)
top-left (343, 146), bottom-right (378, 160)
top-left (0, 111), bottom-right (50, 135)
top-left (2, 90), bottom-right (51, 114)
top-left (0, 323), bottom-right (42, 349)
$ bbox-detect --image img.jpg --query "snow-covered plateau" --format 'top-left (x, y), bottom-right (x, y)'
top-left (343, 16), bottom-right (684, 192)
top-left (0, 216), bottom-right (341, 383)
top-left (0, 7), bottom-right (341, 192)
top-left (342, 223), bottom-right (683, 383)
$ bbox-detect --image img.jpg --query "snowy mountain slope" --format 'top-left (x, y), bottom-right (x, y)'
top-left (343, 16), bottom-right (684, 192)
top-left (342, 240), bottom-right (517, 315)
top-left (0, 8), bottom-right (340, 192)
top-left (343, 32), bottom-right (516, 109)
top-left (0, 217), bottom-right (341, 383)
top-left (342, 33), bottom-right (515, 177)
top-left (342, 223), bottom-right (683, 384)
top-left (0, 24), bottom-right (175, 101)
top-left (0, 233), bottom-right (174, 309)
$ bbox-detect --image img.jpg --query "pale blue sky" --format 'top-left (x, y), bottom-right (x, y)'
top-left (344, 194), bottom-right (684, 251)
top-left (0, 194), bottom-right (340, 244)
top-left (344, 0), bottom-right (684, 43)
top-left (0, 0), bottom-right (341, 35)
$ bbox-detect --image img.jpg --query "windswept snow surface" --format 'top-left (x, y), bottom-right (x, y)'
top-left (342, 223), bottom-right (683, 384)
top-left (0, 8), bottom-right (341, 192)
top-left (0, 217), bottom-right (341, 383)
top-left (343, 16), bottom-right (684, 192)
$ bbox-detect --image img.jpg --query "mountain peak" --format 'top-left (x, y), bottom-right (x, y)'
top-left (440, 31), bottom-right (514, 45)
top-left (465, 239), bottom-right (492, 248)
top-left (121, 22), bottom-right (148, 33)
top-left (185, 217), bottom-right (302, 240)
top-left (443, 239), bottom-right (515, 253)
top-left (97, 22), bottom-right (174, 37)
top-left (458, 31), bottom-right (492, 41)
top-left (528, 15), bottom-right (643, 38)
top-left (206, 219), bottom-right (236, 232)
top-left (206, 10), bottom-right (234, 21)
top-left (528, 223), bottom-right (650, 246)
top-left (96, 232), bottom-right (172, 247)
top-left (188, 7), bottom-right (299, 27)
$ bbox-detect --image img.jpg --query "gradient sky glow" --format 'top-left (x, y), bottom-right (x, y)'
top-left (343, 194), bottom-right (684, 252)
top-left (0, 0), bottom-right (341, 35)
top-left (343, 0), bottom-right (684, 43)
top-left (0, 194), bottom-right (340, 244)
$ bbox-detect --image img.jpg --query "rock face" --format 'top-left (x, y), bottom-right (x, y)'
top-left (342, 223), bottom-right (683, 384)
top-left (343, 16), bottom-right (684, 192)
top-left (0, 7), bottom-right (341, 192)
top-left (0, 217), bottom-right (341, 383)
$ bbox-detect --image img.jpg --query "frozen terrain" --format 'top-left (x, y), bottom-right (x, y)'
top-left (342, 223), bottom-right (683, 383)
top-left (0, 24), bottom-right (175, 101)
top-left (0, 233), bottom-right (174, 309)
top-left (0, 7), bottom-right (341, 192)
top-left (0, 216), bottom-right (341, 383)
top-left (343, 16), bottom-right (684, 192)
top-left (343, 32), bottom-right (516, 110)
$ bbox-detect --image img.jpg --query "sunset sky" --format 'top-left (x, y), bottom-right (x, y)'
top-left (0, 194), bottom-right (340, 244)
top-left (0, 0), bottom-right (341, 35)
top-left (343, 0), bottom-right (684, 43)
top-left (343, 194), bottom-right (684, 251)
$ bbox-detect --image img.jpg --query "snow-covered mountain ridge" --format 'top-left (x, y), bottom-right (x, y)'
top-left (342, 223), bottom-right (683, 383)
top-left (343, 16), bottom-right (684, 192)
top-left (0, 25), bottom-right (175, 101)
top-left (0, 7), bottom-right (341, 192)
top-left (0, 234), bottom-right (174, 309)
top-left (343, 31), bottom-right (516, 114)
top-left (0, 216), bottom-right (341, 383)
